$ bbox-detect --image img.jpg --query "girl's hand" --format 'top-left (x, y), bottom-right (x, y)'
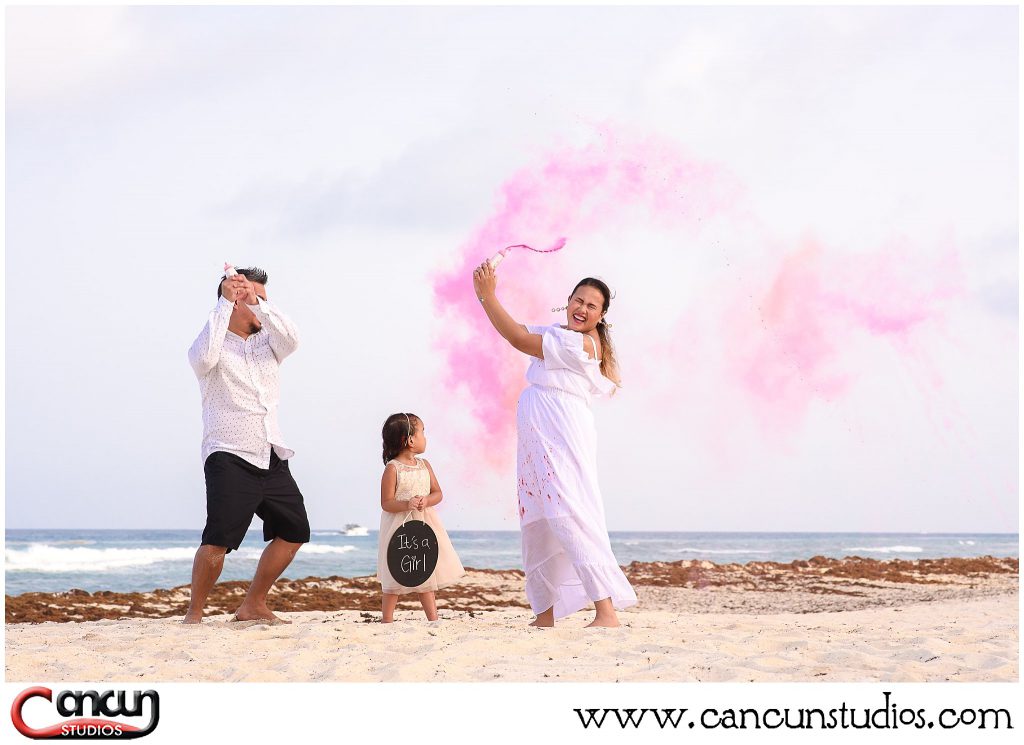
top-left (472, 260), bottom-right (497, 301)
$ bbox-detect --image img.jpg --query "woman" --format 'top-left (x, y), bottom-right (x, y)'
top-left (472, 260), bottom-right (637, 627)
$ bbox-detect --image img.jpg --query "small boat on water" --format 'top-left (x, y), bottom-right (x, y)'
top-left (342, 523), bottom-right (369, 537)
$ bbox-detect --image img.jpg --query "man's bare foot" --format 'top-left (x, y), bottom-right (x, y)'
top-left (232, 605), bottom-right (292, 624)
top-left (182, 610), bottom-right (203, 625)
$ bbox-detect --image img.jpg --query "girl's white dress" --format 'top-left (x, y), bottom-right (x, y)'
top-left (517, 323), bottom-right (638, 619)
top-left (377, 457), bottom-right (465, 594)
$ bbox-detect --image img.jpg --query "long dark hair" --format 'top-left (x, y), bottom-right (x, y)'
top-left (382, 412), bottom-right (421, 464)
top-left (571, 277), bottom-right (621, 386)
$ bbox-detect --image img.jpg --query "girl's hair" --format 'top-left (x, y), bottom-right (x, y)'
top-left (382, 412), bottom-right (421, 464)
top-left (571, 277), bottom-right (621, 387)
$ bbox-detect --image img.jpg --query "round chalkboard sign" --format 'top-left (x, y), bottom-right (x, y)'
top-left (387, 520), bottom-right (439, 588)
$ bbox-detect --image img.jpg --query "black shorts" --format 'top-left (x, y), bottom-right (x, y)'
top-left (202, 450), bottom-right (310, 553)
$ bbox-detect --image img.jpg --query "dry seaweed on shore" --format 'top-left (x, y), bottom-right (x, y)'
top-left (623, 555), bottom-right (1019, 590)
top-left (4, 557), bottom-right (1017, 625)
top-left (4, 570), bottom-right (532, 624)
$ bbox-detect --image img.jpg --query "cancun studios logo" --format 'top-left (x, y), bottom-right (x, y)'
top-left (11, 687), bottom-right (160, 740)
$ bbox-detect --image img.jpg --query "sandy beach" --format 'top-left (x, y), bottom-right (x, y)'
top-left (6, 557), bottom-right (1017, 682)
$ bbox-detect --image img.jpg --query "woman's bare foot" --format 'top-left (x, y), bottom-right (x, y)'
top-left (529, 607), bottom-right (554, 628)
top-left (586, 598), bottom-right (619, 627)
top-left (182, 609), bottom-right (204, 625)
top-left (232, 603), bottom-right (291, 624)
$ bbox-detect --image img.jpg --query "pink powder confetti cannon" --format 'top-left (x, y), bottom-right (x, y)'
top-left (223, 262), bottom-right (238, 278)
top-left (488, 237), bottom-right (568, 269)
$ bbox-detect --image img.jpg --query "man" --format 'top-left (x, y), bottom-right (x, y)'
top-left (184, 267), bottom-right (309, 624)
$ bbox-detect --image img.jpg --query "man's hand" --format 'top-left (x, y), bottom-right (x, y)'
top-left (240, 276), bottom-right (259, 305)
top-left (220, 275), bottom-right (249, 302)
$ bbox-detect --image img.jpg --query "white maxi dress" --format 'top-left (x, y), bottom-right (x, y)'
top-left (516, 323), bottom-right (638, 619)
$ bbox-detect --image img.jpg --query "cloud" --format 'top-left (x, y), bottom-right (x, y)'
top-left (6, 7), bottom-right (145, 107)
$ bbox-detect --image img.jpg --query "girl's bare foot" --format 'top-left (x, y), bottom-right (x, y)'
top-left (419, 591), bottom-right (438, 622)
top-left (382, 593), bottom-right (398, 624)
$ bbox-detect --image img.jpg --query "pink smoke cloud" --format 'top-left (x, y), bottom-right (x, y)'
top-left (431, 127), bottom-right (964, 480)
top-left (718, 237), bottom-right (963, 434)
top-left (430, 128), bottom-right (740, 467)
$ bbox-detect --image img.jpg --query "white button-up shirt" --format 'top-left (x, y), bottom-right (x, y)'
top-left (188, 295), bottom-right (299, 469)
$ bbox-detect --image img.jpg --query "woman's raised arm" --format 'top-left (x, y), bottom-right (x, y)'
top-left (473, 260), bottom-right (543, 358)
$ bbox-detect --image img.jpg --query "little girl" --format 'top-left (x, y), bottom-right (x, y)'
top-left (377, 412), bottom-right (465, 622)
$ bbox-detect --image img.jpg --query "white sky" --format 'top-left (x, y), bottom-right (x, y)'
top-left (4, 5), bottom-right (1018, 532)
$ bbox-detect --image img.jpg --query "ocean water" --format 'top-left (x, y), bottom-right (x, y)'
top-left (4, 529), bottom-right (1017, 597)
